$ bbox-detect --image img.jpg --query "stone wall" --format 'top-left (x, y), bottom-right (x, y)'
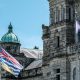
top-left (21, 67), bottom-right (43, 80)
top-left (42, 57), bottom-right (70, 80)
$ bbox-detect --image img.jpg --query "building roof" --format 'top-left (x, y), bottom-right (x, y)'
top-left (1, 23), bottom-right (20, 43)
top-left (20, 48), bottom-right (43, 59)
top-left (25, 59), bottom-right (42, 70)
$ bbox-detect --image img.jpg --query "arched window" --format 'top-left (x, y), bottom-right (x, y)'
top-left (56, 7), bottom-right (59, 22)
top-left (58, 9), bottom-right (60, 21)
top-left (54, 11), bottom-right (56, 23)
top-left (50, 8), bottom-right (54, 25)
top-left (61, 6), bottom-right (65, 21)
top-left (73, 67), bottom-right (76, 80)
top-left (56, 7), bottom-right (60, 22)
top-left (50, 12), bottom-right (54, 25)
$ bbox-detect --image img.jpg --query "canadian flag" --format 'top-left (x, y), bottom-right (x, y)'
top-left (75, 20), bottom-right (80, 42)
top-left (76, 20), bottom-right (80, 33)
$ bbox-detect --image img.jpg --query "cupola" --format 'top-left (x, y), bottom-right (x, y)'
top-left (1, 23), bottom-right (20, 43)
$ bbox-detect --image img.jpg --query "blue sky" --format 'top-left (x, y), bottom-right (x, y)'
top-left (0, 0), bottom-right (49, 49)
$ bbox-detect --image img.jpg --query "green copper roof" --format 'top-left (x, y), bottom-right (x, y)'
top-left (1, 23), bottom-right (20, 43)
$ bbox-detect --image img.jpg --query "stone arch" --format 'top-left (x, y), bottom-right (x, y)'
top-left (73, 67), bottom-right (76, 80)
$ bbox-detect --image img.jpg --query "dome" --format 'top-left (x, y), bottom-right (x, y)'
top-left (1, 23), bottom-right (20, 43)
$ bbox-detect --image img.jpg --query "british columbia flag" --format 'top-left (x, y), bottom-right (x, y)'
top-left (0, 47), bottom-right (23, 77)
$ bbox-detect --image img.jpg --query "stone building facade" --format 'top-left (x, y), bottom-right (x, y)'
top-left (1, 0), bottom-right (80, 80)
top-left (21, 0), bottom-right (80, 80)
top-left (42, 0), bottom-right (80, 80)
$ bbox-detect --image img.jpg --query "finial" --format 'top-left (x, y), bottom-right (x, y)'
top-left (8, 22), bottom-right (13, 33)
top-left (34, 46), bottom-right (39, 49)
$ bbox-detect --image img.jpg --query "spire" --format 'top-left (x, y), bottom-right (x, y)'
top-left (8, 22), bottom-right (13, 33)
top-left (34, 46), bottom-right (39, 49)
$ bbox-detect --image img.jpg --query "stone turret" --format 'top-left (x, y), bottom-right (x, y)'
top-left (42, 24), bottom-right (50, 39)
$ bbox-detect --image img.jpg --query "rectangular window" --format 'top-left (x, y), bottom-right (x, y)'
top-left (47, 72), bottom-right (51, 76)
top-left (6, 46), bottom-right (10, 50)
top-left (56, 75), bottom-right (60, 80)
top-left (57, 36), bottom-right (60, 47)
top-left (56, 69), bottom-right (60, 73)
top-left (69, 8), bottom-right (71, 21)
